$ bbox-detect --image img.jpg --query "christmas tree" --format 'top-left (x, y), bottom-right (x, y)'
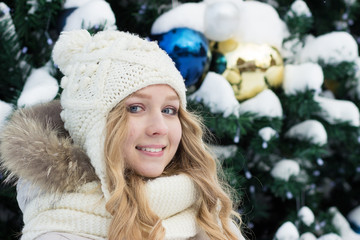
top-left (1, 0), bottom-right (360, 239)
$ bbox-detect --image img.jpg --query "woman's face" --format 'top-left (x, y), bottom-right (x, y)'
top-left (122, 84), bottom-right (182, 178)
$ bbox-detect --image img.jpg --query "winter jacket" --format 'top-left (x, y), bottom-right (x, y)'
top-left (0, 100), bottom-right (243, 240)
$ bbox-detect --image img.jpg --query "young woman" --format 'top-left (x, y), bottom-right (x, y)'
top-left (0, 30), bottom-right (244, 240)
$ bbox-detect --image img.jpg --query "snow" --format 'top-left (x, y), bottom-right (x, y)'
top-left (188, 72), bottom-right (240, 117)
top-left (299, 31), bottom-right (359, 65)
top-left (354, 58), bottom-right (360, 97)
top-left (314, 95), bottom-right (360, 127)
top-left (300, 232), bottom-right (317, 240)
top-left (208, 144), bottom-right (238, 161)
top-left (317, 233), bottom-right (342, 240)
top-left (320, 90), bottom-right (336, 99)
top-left (62, 0), bottom-right (116, 31)
top-left (151, 2), bottom-right (206, 35)
top-left (17, 65), bottom-right (59, 108)
top-left (239, 89), bottom-right (283, 118)
top-left (0, 2), bottom-right (10, 14)
top-left (330, 207), bottom-right (360, 240)
top-left (287, 0), bottom-right (311, 18)
top-left (285, 120), bottom-right (327, 145)
top-left (64, 0), bottom-right (93, 8)
top-left (344, 0), bottom-right (357, 6)
top-left (151, 1), bottom-right (286, 50)
top-left (271, 159), bottom-right (300, 181)
top-left (274, 221), bottom-right (299, 240)
top-left (0, 100), bottom-right (13, 131)
top-left (204, 1), bottom-right (240, 41)
top-left (298, 206), bottom-right (315, 226)
top-left (27, 0), bottom-right (38, 15)
top-left (264, 0), bottom-right (279, 8)
top-left (281, 38), bottom-right (304, 64)
top-left (282, 63), bottom-right (323, 95)
top-left (232, 1), bottom-right (286, 50)
top-left (348, 206), bottom-right (360, 226)
top-left (258, 127), bottom-right (277, 142)
top-left (203, 0), bottom-right (243, 5)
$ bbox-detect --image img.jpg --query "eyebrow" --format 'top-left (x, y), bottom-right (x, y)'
top-left (131, 92), bottom-right (179, 101)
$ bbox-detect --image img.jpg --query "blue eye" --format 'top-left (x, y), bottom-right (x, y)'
top-left (162, 107), bottom-right (177, 115)
top-left (127, 105), bottom-right (142, 113)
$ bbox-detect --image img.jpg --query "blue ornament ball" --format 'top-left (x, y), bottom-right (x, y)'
top-left (209, 51), bottom-right (227, 74)
top-left (151, 28), bottom-right (211, 87)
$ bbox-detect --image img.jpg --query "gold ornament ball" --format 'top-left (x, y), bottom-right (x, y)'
top-left (215, 39), bottom-right (284, 101)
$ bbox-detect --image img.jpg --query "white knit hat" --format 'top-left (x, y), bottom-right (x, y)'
top-left (52, 29), bottom-right (186, 200)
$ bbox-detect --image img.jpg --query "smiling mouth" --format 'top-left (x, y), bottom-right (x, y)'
top-left (135, 146), bottom-right (166, 153)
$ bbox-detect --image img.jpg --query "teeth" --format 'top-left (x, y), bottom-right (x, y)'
top-left (140, 147), bottom-right (162, 152)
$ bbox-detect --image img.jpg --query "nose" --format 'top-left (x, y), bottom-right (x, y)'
top-left (145, 111), bottom-right (168, 136)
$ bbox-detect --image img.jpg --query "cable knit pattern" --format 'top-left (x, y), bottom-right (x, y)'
top-left (51, 30), bottom-right (187, 200)
top-left (147, 174), bottom-right (199, 219)
top-left (20, 182), bottom-right (111, 240)
top-left (20, 175), bottom-right (201, 240)
top-left (146, 174), bottom-right (200, 239)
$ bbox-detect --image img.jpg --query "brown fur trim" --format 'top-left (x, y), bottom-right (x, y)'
top-left (0, 100), bottom-right (98, 193)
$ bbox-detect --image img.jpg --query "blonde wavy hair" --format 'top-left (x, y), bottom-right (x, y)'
top-left (104, 95), bottom-right (242, 240)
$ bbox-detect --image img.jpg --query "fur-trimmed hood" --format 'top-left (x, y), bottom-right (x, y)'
top-left (0, 100), bottom-right (98, 194)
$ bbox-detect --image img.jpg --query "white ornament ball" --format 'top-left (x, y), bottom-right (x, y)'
top-left (204, 1), bottom-right (239, 41)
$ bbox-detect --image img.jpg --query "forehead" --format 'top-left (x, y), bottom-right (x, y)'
top-left (130, 84), bottom-right (179, 100)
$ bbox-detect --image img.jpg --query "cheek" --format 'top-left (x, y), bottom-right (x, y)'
top-left (126, 119), bottom-right (139, 140)
top-left (126, 128), bottom-right (136, 142)
top-left (122, 122), bottom-right (138, 154)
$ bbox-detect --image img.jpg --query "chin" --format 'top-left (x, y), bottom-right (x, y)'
top-left (137, 169), bottom-right (164, 178)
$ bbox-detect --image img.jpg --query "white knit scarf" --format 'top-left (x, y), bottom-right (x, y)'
top-left (19, 174), bottom-right (200, 240)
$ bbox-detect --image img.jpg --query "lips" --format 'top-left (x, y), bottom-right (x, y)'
top-left (135, 145), bottom-right (166, 153)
